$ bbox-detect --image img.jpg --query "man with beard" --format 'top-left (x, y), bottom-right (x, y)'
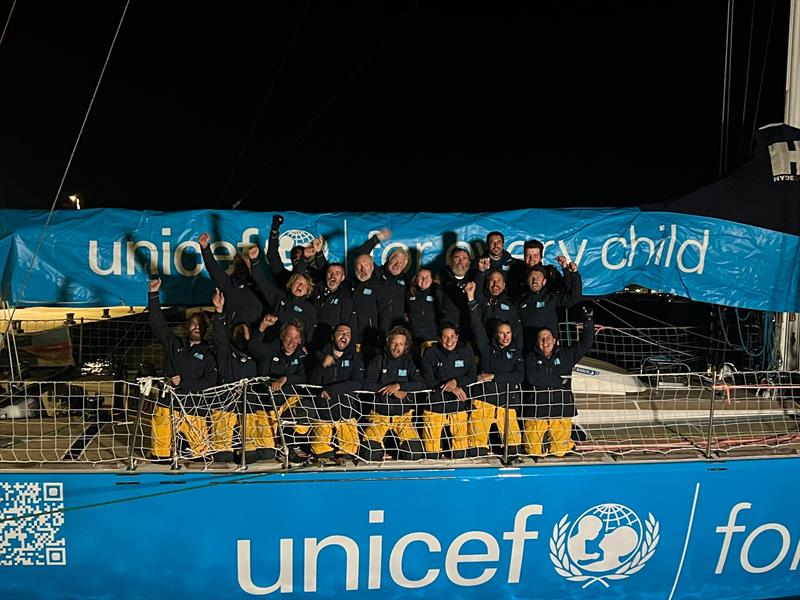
top-left (248, 318), bottom-right (310, 463)
top-left (483, 231), bottom-right (527, 299)
top-left (311, 263), bottom-right (354, 351)
top-left (199, 232), bottom-right (264, 329)
top-left (266, 214), bottom-right (328, 288)
top-left (471, 263), bottom-right (524, 344)
top-left (465, 281), bottom-right (524, 461)
top-left (348, 249), bottom-right (385, 359)
top-left (361, 326), bottom-right (426, 462)
top-left (518, 256), bottom-right (582, 352)
top-left (523, 306), bottom-right (596, 457)
top-left (147, 278), bottom-right (217, 461)
top-left (521, 239), bottom-right (564, 295)
top-left (438, 247), bottom-right (477, 342)
top-left (211, 288), bottom-right (276, 464)
top-left (420, 322), bottom-right (477, 459)
top-left (308, 324), bottom-right (365, 461)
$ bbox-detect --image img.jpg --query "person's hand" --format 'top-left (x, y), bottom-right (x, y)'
top-left (320, 390), bottom-right (331, 400)
top-left (441, 378), bottom-right (457, 393)
top-left (377, 228), bottom-right (392, 242)
top-left (170, 375), bottom-right (181, 386)
top-left (212, 288), bottom-right (224, 313)
top-left (453, 386), bottom-right (467, 401)
top-left (270, 376), bottom-right (287, 392)
top-left (322, 354), bottom-right (336, 368)
top-left (271, 215), bottom-right (283, 230)
top-left (311, 236), bottom-right (324, 254)
top-left (557, 255), bottom-right (577, 272)
top-left (395, 390), bottom-right (408, 400)
top-left (477, 372), bottom-right (494, 383)
top-left (379, 382), bottom-right (401, 396)
top-left (248, 245), bottom-right (259, 261)
top-left (259, 313), bottom-right (278, 332)
top-left (465, 281), bottom-right (477, 301)
top-left (478, 257), bottom-right (490, 272)
top-left (198, 232), bottom-right (210, 249)
top-left (149, 278), bottom-right (161, 293)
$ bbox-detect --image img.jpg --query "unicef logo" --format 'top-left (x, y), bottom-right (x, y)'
top-left (278, 230), bottom-right (327, 268)
top-left (550, 503), bottom-right (659, 588)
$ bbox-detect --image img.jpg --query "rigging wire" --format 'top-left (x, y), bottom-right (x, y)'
top-left (738, 0), bottom-right (757, 162)
top-left (719, 0), bottom-right (735, 178)
top-left (749, 0), bottom-right (777, 155)
top-left (0, 0), bottom-right (16, 49)
top-left (1, 0), bottom-right (131, 337)
top-left (215, 0), bottom-right (312, 208)
top-left (231, 0), bottom-right (419, 210)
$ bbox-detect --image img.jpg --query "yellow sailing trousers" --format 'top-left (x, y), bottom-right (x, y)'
top-left (151, 405), bottom-right (210, 458)
top-left (468, 399), bottom-right (521, 449)
top-left (523, 417), bottom-right (574, 456)
top-left (276, 395), bottom-right (309, 435)
top-left (242, 410), bottom-right (277, 451)
top-left (210, 410), bottom-right (238, 452)
top-left (310, 419), bottom-right (359, 456)
top-left (363, 411), bottom-right (420, 445)
top-left (421, 410), bottom-right (469, 453)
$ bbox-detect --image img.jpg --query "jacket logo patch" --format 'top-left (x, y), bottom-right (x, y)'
top-left (425, 295), bottom-right (433, 302)
top-left (293, 305), bottom-right (303, 313)
top-left (502, 264), bottom-right (510, 271)
top-left (381, 368), bottom-right (387, 373)
top-left (342, 359), bottom-right (350, 367)
top-left (454, 359), bottom-right (465, 368)
top-left (554, 358), bottom-right (561, 365)
top-left (398, 280), bottom-right (405, 285)
top-left (192, 352), bottom-right (204, 360)
top-left (291, 359), bottom-right (299, 365)
top-left (409, 296), bottom-right (416, 301)
top-left (536, 301), bottom-right (545, 308)
top-left (363, 288), bottom-right (373, 295)
top-left (398, 369), bottom-right (407, 376)
top-left (506, 351), bottom-right (513, 359)
top-left (500, 303), bottom-right (510, 310)
top-left (331, 298), bottom-right (339, 304)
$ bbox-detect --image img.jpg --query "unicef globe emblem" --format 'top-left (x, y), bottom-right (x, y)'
top-left (550, 503), bottom-right (659, 588)
top-left (278, 229), bottom-right (322, 268)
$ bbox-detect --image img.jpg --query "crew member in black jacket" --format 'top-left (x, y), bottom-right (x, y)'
top-left (523, 305), bottom-right (596, 457)
top-left (311, 263), bottom-right (354, 351)
top-left (248, 317), bottom-right (310, 463)
top-left (349, 229), bottom-right (390, 359)
top-left (361, 326), bottom-right (426, 462)
top-left (405, 267), bottom-right (444, 358)
top-left (147, 278), bottom-right (217, 460)
top-left (211, 288), bottom-right (276, 463)
top-left (420, 321), bottom-right (477, 458)
top-left (518, 256), bottom-right (582, 352)
top-left (308, 323), bottom-right (365, 460)
top-left (250, 244), bottom-right (317, 343)
top-left (465, 281), bottom-right (524, 459)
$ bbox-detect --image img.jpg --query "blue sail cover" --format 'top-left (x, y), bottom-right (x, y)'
top-left (0, 205), bottom-right (797, 311)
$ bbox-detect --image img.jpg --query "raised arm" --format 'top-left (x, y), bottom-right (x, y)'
top-left (249, 245), bottom-right (283, 308)
top-left (147, 278), bottom-right (179, 354)
top-left (352, 228), bottom-right (391, 257)
top-left (554, 255), bottom-right (583, 307)
top-left (199, 233), bottom-right (234, 295)
top-left (267, 216), bottom-right (292, 278)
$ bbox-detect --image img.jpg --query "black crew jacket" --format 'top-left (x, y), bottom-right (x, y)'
top-left (364, 352), bottom-right (426, 416)
top-left (420, 343), bottom-right (477, 414)
top-left (518, 268), bottom-right (582, 351)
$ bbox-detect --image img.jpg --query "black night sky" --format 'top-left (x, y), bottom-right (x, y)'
top-left (0, 1), bottom-right (791, 213)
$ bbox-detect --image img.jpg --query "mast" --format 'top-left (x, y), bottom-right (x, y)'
top-left (777, 0), bottom-right (800, 371)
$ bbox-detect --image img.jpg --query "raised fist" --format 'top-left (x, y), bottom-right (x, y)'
top-left (271, 215), bottom-right (284, 229)
top-left (248, 245), bottom-right (259, 261)
top-left (377, 228), bottom-right (392, 242)
top-left (198, 232), bottom-right (210, 249)
top-left (477, 257), bottom-right (490, 272)
top-left (149, 278), bottom-right (161, 293)
top-left (464, 281), bottom-right (477, 300)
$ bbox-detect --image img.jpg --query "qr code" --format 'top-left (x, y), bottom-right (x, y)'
top-left (0, 482), bottom-right (66, 566)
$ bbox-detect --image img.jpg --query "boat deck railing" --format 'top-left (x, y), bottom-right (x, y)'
top-left (0, 370), bottom-right (797, 471)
